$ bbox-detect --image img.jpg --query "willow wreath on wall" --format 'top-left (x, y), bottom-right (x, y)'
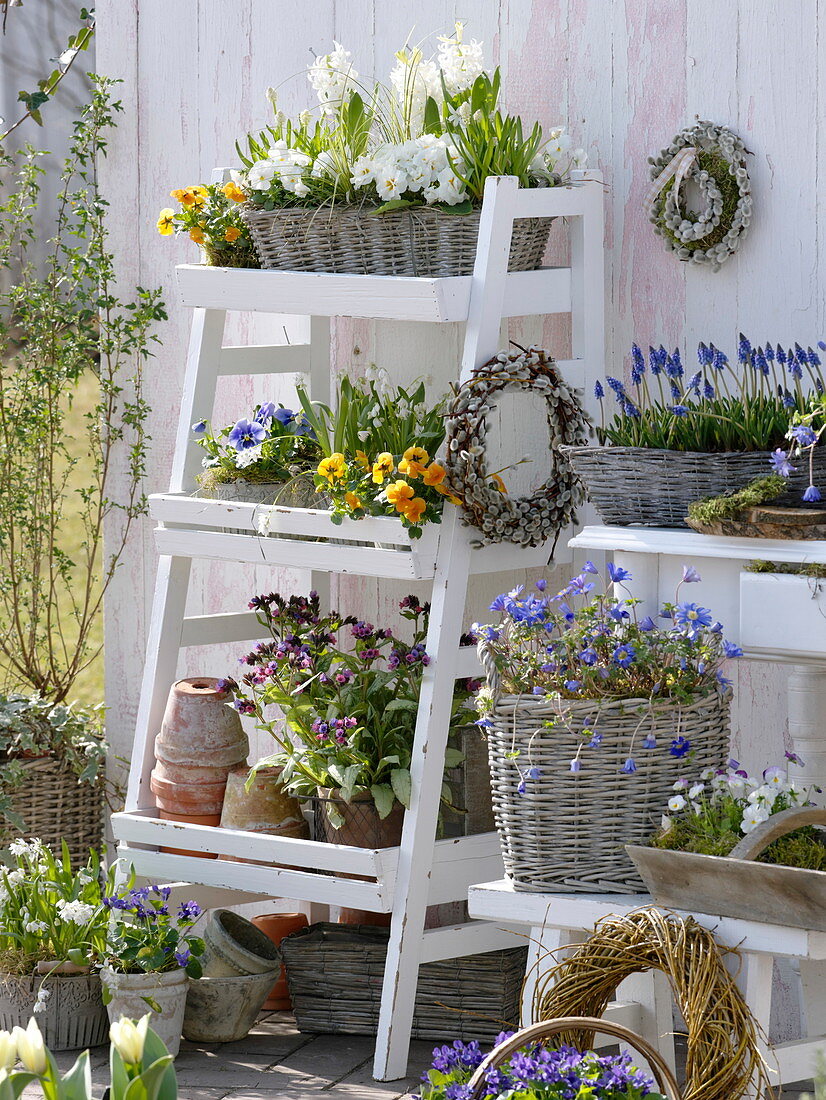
top-left (443, 347), bottom-right (592, 549)
top-left (648, 120), bottom-right (752, 271)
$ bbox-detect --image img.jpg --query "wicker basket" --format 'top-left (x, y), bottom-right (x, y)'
top-left (561, 445), bottom-right (826, 528)
top-left (280, 922), bottom-right (526, 1043)
top-left (0, 756), bottom-right (104, 866)
top-left (485, 689), bottom-right (730, 893)
top-left (242, 204), bottom-right (554, 277)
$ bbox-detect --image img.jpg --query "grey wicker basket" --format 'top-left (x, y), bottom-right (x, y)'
top-left (241, 204), bottom-right (553, 277)
top-left (485, 690), bottom-right (730, 894)
top-left (561, 445), bottom-right (826, 528)
top-left (280, 923), bottom-right (526, 1042)
top-left (0, 756), bottom-right (104, 867)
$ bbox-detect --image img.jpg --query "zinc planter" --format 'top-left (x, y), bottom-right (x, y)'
top-left (182, 970), bottom-right (279, 1042)
top-left (200, 910), bottom-right (281, 978)
top-left (0, 972), bottom-right (108, 1050)
top-left (101, 968), bottom-right (188, 1058)
top-left (740, 570), bottom-right (826, 659)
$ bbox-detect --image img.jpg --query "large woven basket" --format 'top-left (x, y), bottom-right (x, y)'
top-left (281, 922), bottom-right (526, 1042)
top-left (242, 204), bottom-right (553, 277)
top-left (485, 690), bottom-right (730, 893)
top-left (0, 756), bottom-right (104, 866)
top-left (561, 445), bottom-right (826, 528)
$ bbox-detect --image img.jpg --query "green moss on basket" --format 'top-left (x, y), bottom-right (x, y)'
top-left (655, 150), bottom-right (741, 253)
top-left (687, 474), bottom-right (787, 525)
top-left (651, 820), bottom-right (826, 869)
top-left (746, 559), bottom-right (826, 579)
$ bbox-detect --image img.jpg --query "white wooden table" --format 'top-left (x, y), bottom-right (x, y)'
top-left (468, 880), bottom-right (826, 1092)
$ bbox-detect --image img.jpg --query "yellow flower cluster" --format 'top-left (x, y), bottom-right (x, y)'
top-left (156, 180), bottom-right (249, 245)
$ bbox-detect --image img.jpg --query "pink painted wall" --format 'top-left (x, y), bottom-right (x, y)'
top-left (96, 0), bottom-right (819, 771)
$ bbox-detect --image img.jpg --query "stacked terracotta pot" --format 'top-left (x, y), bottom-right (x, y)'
top-left (150, 678), bottom-right (249, 855)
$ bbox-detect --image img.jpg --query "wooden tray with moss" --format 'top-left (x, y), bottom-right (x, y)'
top-left (627, 806), bottom-right (826, 930)
top-left (686, 474), bottom-right (826, 538)
top-left (197, 464), bottom-right (322, 508)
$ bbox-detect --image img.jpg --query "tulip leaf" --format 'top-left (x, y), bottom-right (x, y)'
top-left (58, 1050), bottom-right (92, 1100)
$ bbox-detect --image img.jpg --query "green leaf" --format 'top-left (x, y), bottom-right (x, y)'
top-left (58, 1050), bottom-right (92, 1100)
top-left (423, 95), bottom-right (441, 134)
top-left (432, 199), bottom-right (474, 215)
top-left (443, 747), bottom-right (465, 768)
top-left (370, 783), bottom-right (396, 820)
top-left (383, 698), bottom-right (418, 713)
top-left (124, 1054), bottom-right (176, 1100)
top-left (390, 768), bottom-right (412, 809)
top-left (371, 198), bottom-right (420, 215)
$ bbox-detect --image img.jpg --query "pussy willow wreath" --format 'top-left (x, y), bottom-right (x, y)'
top-left (649, 120), bottom-right (751, 271)
top-left (443, 347), bottom-right (592, 549)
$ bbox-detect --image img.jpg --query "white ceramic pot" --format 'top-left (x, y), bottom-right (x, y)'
top-left (101, 968), bottom-right (188, 1057)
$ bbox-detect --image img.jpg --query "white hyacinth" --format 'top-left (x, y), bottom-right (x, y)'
top-left (55, 899), bottom-right (96, 926)
top-left (437, 22), bottom-right (485, 95)
top-left (307, 42), bottom-right (358, 117)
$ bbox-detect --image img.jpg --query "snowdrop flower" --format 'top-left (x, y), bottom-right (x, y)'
top-left (741, 805), bottom-right (770, 833)
top-left (308, 42), bottom-right (358, 117)
top-left (110, 1015), bottom-right (150, 1066)
top-left (32, 988), bottom-right (51, 1015)
top-left (55, 899), bottom-right (96, 926)
top-left (668, 794), bottom-right (687, 812)
top-left (12, 1019), bottom-right (46, 1075)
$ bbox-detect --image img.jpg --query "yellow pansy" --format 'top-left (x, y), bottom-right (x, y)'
top-left (401, 496), bottom-right (426, 524)
top-left (345, 491), bottom-right (362, 510)
top-left (222, 180), bottom-right (247, 203)
top-left (386, 481), bottom-right (415, 510)
top-left (170, 188), bottom-right (187, 202)
top-left (189, 227), bottom-right (205, 244)
top-left (224, 226), bottom-right (241, 242)
top-left (435, 483), bottom-right (463, 505)
top-left (422, 462), bottom-right (446, 487)
top-left (399, 445), bottom-right (429, 478)
top-left (317, 453), bottom-right (346, 482)
top-left (355, 450), bottom-right (370, 470)
top-left (156, 208), bottom-right (176, 235)
top-left (372, 452), bottom-right (395, 484)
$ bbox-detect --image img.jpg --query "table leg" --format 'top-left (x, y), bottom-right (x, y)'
top-left (738, 952), bottom-right (776, 1099)
top-left (787, 663), bottom-right (826, 794)
top-left (616, 969), bottom-right (676, 1077)
top-left (521, 925), bottom-right (580, 1024)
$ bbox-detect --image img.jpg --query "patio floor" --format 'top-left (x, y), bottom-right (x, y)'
top-left (26, 1012), bottom-right (814, 1098)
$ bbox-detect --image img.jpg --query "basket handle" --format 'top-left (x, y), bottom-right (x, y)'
top-left (465, 1017), bottom-right (681, 1100)
top-left (729, 804), bottom-right (826, 862)
top-left (477, 636), bottom-right (502, 700)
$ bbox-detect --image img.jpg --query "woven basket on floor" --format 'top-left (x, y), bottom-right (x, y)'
top-left (561, 445), bottom-right (826, 528)
top-left (484, 688), bottom-right (730, 893)
top-left (241, 204), bottom-right (553, 277)
top-left (281, 923), bottom-right (527, 1043)
top-left (0, 756), bottom-right (104, 865)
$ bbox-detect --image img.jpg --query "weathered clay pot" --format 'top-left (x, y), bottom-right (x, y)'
top-left (316, 788), bottom-right (405, 849)
top-left (182, 970), bottom-right (279, 1042)
top-left (150, 678), bottom-right (249, 834)
top-left (102, 968), bottom-right (188, 1058)
top-left (200, 910), bottom-right (281, 978)
top-left (220, 766), bottom-right (305, 832)
top-left (251, 913), bottom-right (308, 1010)
top-left (0, 973), bottom-right (108, 1050)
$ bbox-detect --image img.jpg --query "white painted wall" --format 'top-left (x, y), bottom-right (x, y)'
top-left (96, 0), bottom-right (820, 778)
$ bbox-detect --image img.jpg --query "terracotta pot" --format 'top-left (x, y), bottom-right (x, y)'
top-left (158, 809), bottom-right (220, 859)
top-left (316, 788), bottom-right (405, 849)
top-left (151, 774), bottom-right (227, 817)
top-left (201, 909), bottom-right (281, 978)
top-left (102, 967), bottom-right (188, 1058)
top-left (337, 908), bottom-right (392, 928)
top-left (220, 766), bottom-right (305, 832)
top-left (0, 973), bottom-right (108, 1050)
top-left (251, 913), bottom-right (308, 1010)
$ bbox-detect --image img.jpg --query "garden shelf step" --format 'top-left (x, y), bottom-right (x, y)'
top-left (111, 809), bottom-right (504, 912)
top-left (150, 491), bottom-right (560, 578)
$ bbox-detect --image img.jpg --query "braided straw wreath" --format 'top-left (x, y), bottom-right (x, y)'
top-left (649, 120), bottom-right (751, 271)
top-left (443, 347), bottom-right (592, 549)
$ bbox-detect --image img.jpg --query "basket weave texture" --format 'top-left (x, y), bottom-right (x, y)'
top-left (281, 923), bottom-right (526, 1042)
top-left (561, 445), bottom-right (826, 528)
top-left (486, 690), bottom-right (730, 893)
top-left (0, 756), bottom-right (104, 866)
top-left (242, 204), bottom-right (553, 277)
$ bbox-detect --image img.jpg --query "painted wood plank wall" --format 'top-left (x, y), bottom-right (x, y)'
top-left (96, 0), bottom-right (823, 777)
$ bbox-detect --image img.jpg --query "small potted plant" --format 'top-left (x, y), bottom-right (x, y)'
top-left (475, 561), bottom-right (737, 892)
top-left (627, 754), bottom-right (826, 930)
top-left (100, 885), bottom-right (205, 1057)
top-left (227, 26), bottom-right (585, 277)
top-left (0, 839), bottom-right (115, 1049)
top-left (191, 401), bottom-right (322, 506)
top-left (563, 335), bottom-right (826, 527)
top-left (157, 180), bottom-right (258, 267)
top-left (0, 1013), bottom-right (178, 1100)
top-left (219, 590), bottom-right (473, 846)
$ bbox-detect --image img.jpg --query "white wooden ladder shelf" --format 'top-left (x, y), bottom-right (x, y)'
top-left (112, 173), bottom-right (605, 1080)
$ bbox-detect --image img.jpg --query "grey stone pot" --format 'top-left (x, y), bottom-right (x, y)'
top-left (201, 909), bottom-right (281, 978)
top-left (101, 967), bottom-right (188, 1058)
top-left (0, 972), bottom-right (108, 1050)
top-left (182, 970), bottom-right (279, 1043)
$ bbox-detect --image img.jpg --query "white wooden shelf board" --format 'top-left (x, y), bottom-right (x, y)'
top-left (176, 264), bottom-right (572, 322)
top-left (570, 524), bottom-right (826, 564)
top-left (467, 880), bottom-right (826, 959)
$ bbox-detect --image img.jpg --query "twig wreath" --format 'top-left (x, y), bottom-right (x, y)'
top-left (443, 346), bottom-right (592, 548)
top-left (647, 120), bottom-right (752, 271)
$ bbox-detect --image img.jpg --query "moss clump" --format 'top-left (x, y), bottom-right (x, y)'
top-left (687, 474), bottom-right (787, 525)
top-left (652, 821), bottom-right (826, 869)
top-left (655, 149), bottom-right (741, 253)
top-left (747, 559), bottom-right (826, 579)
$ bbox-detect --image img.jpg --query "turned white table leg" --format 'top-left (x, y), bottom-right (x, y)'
top-left (521, 925), bottom-right (580, 1024)
top-left (787, 664), bottom-right (826, 795)
top-left (617, 969), bottom-right (676, 1077)
top-left (739, 952), bottom-right (777, 1099)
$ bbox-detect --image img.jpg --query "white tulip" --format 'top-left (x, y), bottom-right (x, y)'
top-left (12, 1018), bottom-right (46, 1075)
top-left (0, 1030), bottom-right (16, 1072)
top-left (110, 1015), bottom-right (150, 1066)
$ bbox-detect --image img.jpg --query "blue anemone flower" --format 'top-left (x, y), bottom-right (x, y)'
top-left (642, 733), bottom-right (657, 749)
top-left (612, 643), bottom-right (636, 668)
top-left (723, 640), bottom-right (744, 658)
top-left (191, 419), bottom-right (207, 434)
top-left (682, 565), bottom-right (702, 583)
top-left (638, 615), bottom-right (656, 631)
top-left (792, 424), bottom-right (818, 448)
top-left (673, 602), bottom-right (713, 634)
top-left (607, 562), bottom-right (631, 583)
